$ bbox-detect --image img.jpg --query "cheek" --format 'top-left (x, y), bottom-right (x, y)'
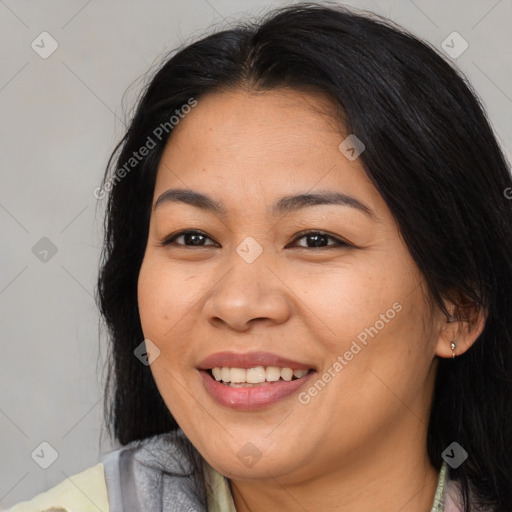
top-left (137, 256), bottom-right (199, 341)
top-left (137, 257), bottom-right (199, 417)
top-left (292, 261), bottom-right (402, 349)
top-left (302, 259), bottom-right (433, 400)
top-left (137, 260), bottom-right (167, 337)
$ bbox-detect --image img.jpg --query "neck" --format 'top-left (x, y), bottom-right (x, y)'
top-left (229, 426), bottom-right (440, 512)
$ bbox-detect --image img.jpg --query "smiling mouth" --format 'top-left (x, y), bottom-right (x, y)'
top-left (206, 366), bottom-right (314, 387)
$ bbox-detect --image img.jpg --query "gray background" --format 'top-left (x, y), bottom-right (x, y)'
top-left (1, 0), bottom-right (511, 508)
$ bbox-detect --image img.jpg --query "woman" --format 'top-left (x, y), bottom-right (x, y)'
top-left (8, 2), bottom-right (511, 511)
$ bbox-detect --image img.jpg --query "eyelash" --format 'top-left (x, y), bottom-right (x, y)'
top-left (159, 229), bottom-right (351, 249)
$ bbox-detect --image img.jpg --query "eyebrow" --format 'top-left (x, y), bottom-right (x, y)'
top-left (154, 188), bottom-right (375, 218)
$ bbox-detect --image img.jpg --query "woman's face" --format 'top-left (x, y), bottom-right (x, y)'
top-left (137, 88), bottom-right (446, 483)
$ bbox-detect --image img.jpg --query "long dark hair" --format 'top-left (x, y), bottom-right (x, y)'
top-left (96, 3), bottom-right (512, 510)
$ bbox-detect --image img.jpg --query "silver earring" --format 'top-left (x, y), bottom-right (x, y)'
top-left (450, 341), bottom-right (456, 359)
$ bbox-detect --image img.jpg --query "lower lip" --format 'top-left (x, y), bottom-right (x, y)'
top-left (199, 370), bottom-right (316, 411)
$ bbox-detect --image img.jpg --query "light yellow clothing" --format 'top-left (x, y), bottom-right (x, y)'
top-left (202, 459), bottom-right (237, 512)
top-left (5, 463), bottom-right (109, 512)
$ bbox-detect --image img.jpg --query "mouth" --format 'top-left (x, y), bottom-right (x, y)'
top-left (197, 352), bottom-right (317, 410)
top-left (205, 366), bottom-right (314, 387)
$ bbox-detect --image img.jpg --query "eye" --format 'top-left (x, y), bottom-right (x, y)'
top-left (289, 230), bottom-right (351, 249)
top-left (160, 230), bottom-right (218, 247)
top-left (160, 229), bottom-right (350, 249)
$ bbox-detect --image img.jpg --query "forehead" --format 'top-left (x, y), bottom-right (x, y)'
top-left (152, 88), bottom-right (384, 219)
top-left (162, 88), bottom-right (341, 159)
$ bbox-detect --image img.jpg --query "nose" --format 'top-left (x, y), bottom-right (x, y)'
top-left (202, 249), bottom-right (292, 332)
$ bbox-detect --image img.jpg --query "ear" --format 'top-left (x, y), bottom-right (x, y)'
top-left (434, 291), bottom-right (488, 358)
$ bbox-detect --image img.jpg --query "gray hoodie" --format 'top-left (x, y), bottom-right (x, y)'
top-left (102, 429), bottom-right (208, 512)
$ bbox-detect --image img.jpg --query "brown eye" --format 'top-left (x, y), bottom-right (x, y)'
top-left (161, 230), bottom-right (218, 247)
top-left (160, 229), bottom-right (351, 249)
top-left (290, 231), bottom-right (350, 249)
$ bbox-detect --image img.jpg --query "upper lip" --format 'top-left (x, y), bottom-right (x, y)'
top-left (197, 351), bottom-right (316, 371)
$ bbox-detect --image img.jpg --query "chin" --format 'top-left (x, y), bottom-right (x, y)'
top-left (208, 450), bottom-right (301, 481)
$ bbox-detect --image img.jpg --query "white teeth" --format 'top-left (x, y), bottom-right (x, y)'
top-left (210, 366), bottom-right (310, 384)
top-left (281, 368), bottom-right (293, 381)
top-left (246, 366), bottom-right (266, 384)
top-left (266, 366), bottom-right (281, 382)
top-left (230, 368), bottom-right (246, 383)
top-left (221, 367), bottom-right (231, 383)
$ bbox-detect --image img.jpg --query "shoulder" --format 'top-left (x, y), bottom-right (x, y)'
top-left (4, 463), bottom-right (109, 512)
top-left (5, 430), bottom-right (205, 512)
